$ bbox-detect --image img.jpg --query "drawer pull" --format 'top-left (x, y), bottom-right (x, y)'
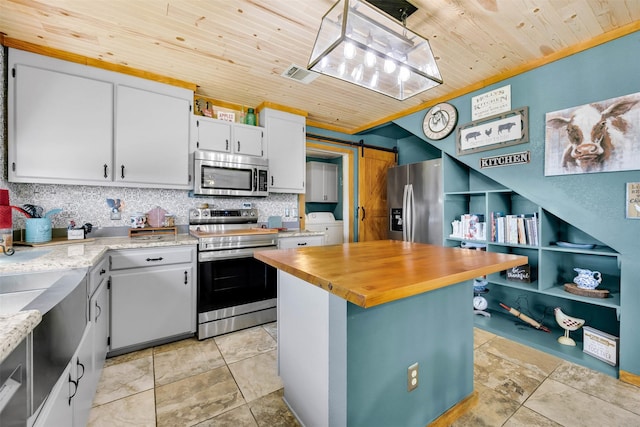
top-left (99, 268), bottom-right (106, 275)
top-left (297, 242), bottom-right (308, 246)
top-left (146, 257), bottom-right (164, 262)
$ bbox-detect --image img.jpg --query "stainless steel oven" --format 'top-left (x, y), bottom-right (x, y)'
top-left (190, 208), bottom-right (277, 339)
top-left (193, 150), bottom-right (269, 197)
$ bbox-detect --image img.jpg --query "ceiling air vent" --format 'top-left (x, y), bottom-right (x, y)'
top-left (281, 64), bottom-right (319, 84)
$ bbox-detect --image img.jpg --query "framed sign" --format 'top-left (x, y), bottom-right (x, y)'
top-left (472, 85), bottom-right (511, 120)
top-left (457, 107), bottom-right (529, 156)
top-left (626, 182), bottom-right (640, 219)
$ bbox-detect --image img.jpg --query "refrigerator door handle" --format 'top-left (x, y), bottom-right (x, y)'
top-left (409, 184), bottom-right (416, 242)
top-left (402, 184), bottom-right (409, 241)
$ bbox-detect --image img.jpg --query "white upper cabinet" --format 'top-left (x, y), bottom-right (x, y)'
top-left (260, 108), bottom-right (306, 193)
top-left (193, 116), bottom-right (264, 157)
top-left (115, 85), bottom-right (191, 187)
top-left (9, 62), bottom-right (113, 184)
top-left (194, 117), bottom-right (231, 152)
top-left (8, 48), bottom-right (193, 189)
top-left (306, 161), bottom-right (338, 203)
top-left (232, 124), bottom-right (264, 157)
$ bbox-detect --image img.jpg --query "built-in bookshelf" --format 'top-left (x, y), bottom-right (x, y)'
top-left (442, 154), bottom-right (620, 377)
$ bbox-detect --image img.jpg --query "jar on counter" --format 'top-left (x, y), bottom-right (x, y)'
top-left (1, 228), bottom-right (13, 255)
top-left (163, 214), bottom-right (175, 227)
top-left (245, 108), bottom-right (256, 126)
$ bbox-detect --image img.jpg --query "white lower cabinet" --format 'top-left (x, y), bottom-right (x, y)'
top-left (278, 235), bottom-right (325, 249)
top-left (109, 246), bottom-right (196, 352)
top-left (32, 324), bottom-right (94, 427)
top-left (90, 279), bottom-right (109, 388)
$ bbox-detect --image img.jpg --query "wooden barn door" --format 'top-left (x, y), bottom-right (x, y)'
top-left (357, 147), bottom-right (397, 241)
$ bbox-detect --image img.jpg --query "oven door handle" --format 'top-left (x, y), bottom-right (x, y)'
top-left (199, 246), bottom-right (276, 262)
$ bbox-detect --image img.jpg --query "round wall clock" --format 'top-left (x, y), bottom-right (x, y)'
top-left (423, 103), bottom-right (458, 140)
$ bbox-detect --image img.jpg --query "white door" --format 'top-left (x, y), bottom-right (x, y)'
top-left (115, 85), bottom-right (191, 187)
top-left (11, 64), bottom-right (113, 183)
top-left (110, 265), bottom-right (194, 350)
top-left (233, 125), bottom-right (263, 157)
top-left (196, 117), bottom-right (231, 152)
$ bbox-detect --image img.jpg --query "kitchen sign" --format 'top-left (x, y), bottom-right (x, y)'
top-left (480, 151), bottom-right (530, 169)
top-left (472, 85), bottom-right (511, 120)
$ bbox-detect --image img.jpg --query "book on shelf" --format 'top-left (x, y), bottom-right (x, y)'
top-left (450, 213), bottom-right (486, 240)
top-left (490, 212), bottom-right (538, 245)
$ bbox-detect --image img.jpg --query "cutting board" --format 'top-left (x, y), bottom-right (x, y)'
top-left (14, 237), bottom-right (96, 247)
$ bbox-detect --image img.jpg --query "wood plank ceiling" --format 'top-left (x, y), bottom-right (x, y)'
top-left (1, 0), bottom-right (639, 134)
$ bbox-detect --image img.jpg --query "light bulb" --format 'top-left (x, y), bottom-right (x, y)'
top-left (338, 62), bottom-right (346, 76)
top-left (320, 56), bottom-right (328, 69)
top-left (384, 58), bottom-right (396, 74)
top-left (398, 66), bottom-right (410, 82)
top-left (351, 64), bottom-right (363, 82)
top-left (364, 50), bottom-right (376, 67)
top-left (343, 42), bottom-right (356, 60)
top-left (370, 71), bottom-right (379, 88)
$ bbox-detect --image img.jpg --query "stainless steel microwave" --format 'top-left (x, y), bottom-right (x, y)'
top-left (193, 150), bottom-right (269, 197)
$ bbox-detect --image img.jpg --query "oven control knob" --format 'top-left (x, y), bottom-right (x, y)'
top-left (202, 210), bottom-right (210, 217)
top-left (190, 210), bottom-right (200, 219)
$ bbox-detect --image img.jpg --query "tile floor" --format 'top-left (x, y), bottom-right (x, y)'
top-left (88, 323), bottom-right (640, 426)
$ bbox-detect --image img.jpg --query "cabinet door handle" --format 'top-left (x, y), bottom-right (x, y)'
top-left (68, 373), bottom-right (78, 406)
top-left (121, 165), bottom-right (125, 179)
top-left (100, 268), bottom-right (106, 275)
top-left (237, 141), bottom-right (241, 152)
top-left (95, 300), bottom-right (102, 322)
top-left (271, 176), bottom-right (274, 186)
top-left (361, 207), bottom-right (366, 220)
top-left (146, 257), bottom-right (164, 262)
top-left (76, 359), bottom-right (85, 381)
top-left (103, 164), bottom-right (108, 179)
top-left (184, 271), bottom-right (188, 284)
top-left (226, 139), bottom-right (229, 151)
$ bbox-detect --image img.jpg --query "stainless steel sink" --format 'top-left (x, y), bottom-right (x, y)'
top-left (0, 269), bottom-right (68, 315)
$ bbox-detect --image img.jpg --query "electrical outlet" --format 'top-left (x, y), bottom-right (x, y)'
top-left (407, 362), bottom-right (418, 392)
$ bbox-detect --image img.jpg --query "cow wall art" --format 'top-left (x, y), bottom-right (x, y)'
top-left (545, 93), bottom-right (640, 176)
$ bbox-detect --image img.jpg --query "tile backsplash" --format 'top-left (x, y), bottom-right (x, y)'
top-left (0, 47), bottom-right (297, 233)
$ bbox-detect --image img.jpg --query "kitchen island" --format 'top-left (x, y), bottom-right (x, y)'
top-left (255, 240), bottom-right (527, 427)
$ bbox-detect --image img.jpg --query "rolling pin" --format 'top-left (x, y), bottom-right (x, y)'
top-left (500, 302), bottom-right (550, 332)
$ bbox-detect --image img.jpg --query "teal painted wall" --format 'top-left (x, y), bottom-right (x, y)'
top-left (346, 281), bottom-right (473, 426)
top-left (309, 33), bottom-right (640, 376)
top-left (392, 32), bottom-right (640, 376)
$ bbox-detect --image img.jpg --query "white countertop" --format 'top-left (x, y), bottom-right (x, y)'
top-left (0, 234), bottom-right (197, 363)
top-left (0, 234), bottom-right (197, 275)
top-left (0, 230), bottom-right (324, 362)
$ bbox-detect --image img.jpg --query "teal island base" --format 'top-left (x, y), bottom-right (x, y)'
top-left (278, 270), bottom-right (474, 427)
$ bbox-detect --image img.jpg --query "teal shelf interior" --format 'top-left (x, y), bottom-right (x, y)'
top-left (474, 309), bottom-right (618, 378)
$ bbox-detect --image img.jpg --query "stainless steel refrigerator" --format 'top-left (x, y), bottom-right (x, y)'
top-left (387, 158), bottom-right (443, 244)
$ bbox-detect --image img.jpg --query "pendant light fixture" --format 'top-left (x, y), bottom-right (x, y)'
top-left (307, 0), bottom-right (442, 100)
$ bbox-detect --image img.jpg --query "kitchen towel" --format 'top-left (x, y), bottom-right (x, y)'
top-left (0, 206), bottom-right (11, 229)
top-left (0, 189), bottom-right (9, 206)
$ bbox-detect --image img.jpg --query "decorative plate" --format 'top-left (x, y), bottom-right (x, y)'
top-left (555, 241), bottom-right (595, 249)
top-left (423, 103), bottom-right (458, 140)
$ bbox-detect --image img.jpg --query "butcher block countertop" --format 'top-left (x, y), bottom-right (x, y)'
top-left (255, 240), bottom-right (527, 308)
